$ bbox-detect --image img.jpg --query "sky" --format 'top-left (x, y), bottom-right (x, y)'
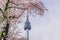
top-left (20, 0), bottom-right (60, 40)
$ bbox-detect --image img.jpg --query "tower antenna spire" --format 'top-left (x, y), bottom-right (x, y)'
top-left (26, 10), bottom-right (29, 22)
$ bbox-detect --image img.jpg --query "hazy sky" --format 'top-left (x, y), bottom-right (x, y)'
top-left (20, 0), bottom-right (60, 40)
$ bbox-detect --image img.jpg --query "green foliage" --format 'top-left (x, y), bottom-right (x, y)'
top-left (0, 8), bottom-right (4, 24)
top-left (0, 16), bottom-right (4, 23)
top-left (0, 32), bottom-right (2, 39)
top-left (0, 8), bottom-right (4, 14)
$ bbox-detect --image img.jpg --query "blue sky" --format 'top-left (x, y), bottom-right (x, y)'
top-left (19, 0), bottom-right (60, 40)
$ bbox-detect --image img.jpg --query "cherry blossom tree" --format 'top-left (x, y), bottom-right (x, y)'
top-left (0, 0), bottom-right (47, 40)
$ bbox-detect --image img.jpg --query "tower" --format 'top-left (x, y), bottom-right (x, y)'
top-left (24, 12), bottom-right (31, 40)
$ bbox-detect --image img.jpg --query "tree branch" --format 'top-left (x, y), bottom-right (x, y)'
top-left (9, 1), bottom-right (27, 6)
top-left (7, 7), bottom-right (28, 10)
top-left (16, 10), bottom-right (25, 19)
top-left (9, 10), bottom-right (25, 19)
top-left (4, 0), bottom-right (11, 11)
